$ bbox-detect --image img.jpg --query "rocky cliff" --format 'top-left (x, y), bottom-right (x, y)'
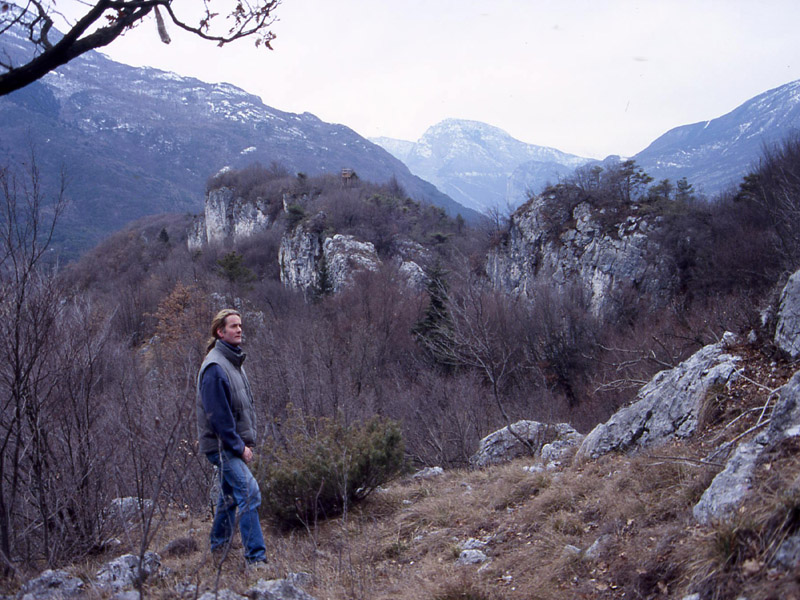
top-left (486, 192), bottom-right (674, 317)
top-left (277, 218), bottom-right (426, 298)
top-left (189, 187), bottom-right (273, 250)
top-left (191, 186), bottom-right (427, 298)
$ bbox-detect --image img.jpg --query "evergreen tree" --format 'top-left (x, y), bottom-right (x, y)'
top-left (412, 265), bottom-right (454, 368)
top-left (217, 251), bottom-right (256, 284)
top-left (312, 253), bottom-right (333, 301)
top-left (675, 177), bottom-right (695, 202)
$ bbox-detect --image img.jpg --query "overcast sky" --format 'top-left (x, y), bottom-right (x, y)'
top-left (92, 0), bottom-right (800, 159)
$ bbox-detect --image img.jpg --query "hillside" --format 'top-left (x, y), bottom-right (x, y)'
top-left (2, 121), bottom-right (800, 600)
top-left (372, 120), bottom-right (590, 214)
top-left (374, 79), bottom-right (800, 213)
top-left (5, 340), bottom-right (798, 600)
top-left (634, 79), bottom-right (800, 197)
top-left (0, 27), bottom-right (476, 257)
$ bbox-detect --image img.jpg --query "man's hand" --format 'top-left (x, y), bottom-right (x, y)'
top-left (242, 447), bottom-right (254, 464)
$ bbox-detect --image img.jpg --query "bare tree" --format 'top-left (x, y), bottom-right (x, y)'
top-left (0, 0), bottom-right (281, 96)
top-left (0, 152), bottom-right (67, 571)
top-left (415, 274), bottom-right (538, 453)
top-left (736, 134), bottom-right (800, 271)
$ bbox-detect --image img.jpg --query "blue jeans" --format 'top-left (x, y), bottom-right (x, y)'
top-left (206, 450), bottom-right (266, 563)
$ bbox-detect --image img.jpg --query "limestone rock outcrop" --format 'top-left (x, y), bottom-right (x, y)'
top-left (575, 333), bottom-right (741, 461)
top-left (95, 551), bottom-right (162, 591)
top-left (278, 218), bottom-right (382, 297)
top-left (487, 195), bottom-right (674, 316)
top-left (17, 569), bottom-right (84, 599)
top-left (323, 234), bottom-right (381, 293)
top-left (187, 186), bottom-right (428, 297)
top-left (470, 420), bottom-right (584, 468)
top-left (775, 269), bottom-right (800, 359)
top-left (693, 367), bottom-right (800, 524)
top-left (188, 187), bottom-right (272, 251)
top-left (278, 217), bottom-right (324, 294)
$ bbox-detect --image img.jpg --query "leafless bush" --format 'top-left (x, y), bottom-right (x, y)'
top-left (736, 134), bottom-right (800, 271)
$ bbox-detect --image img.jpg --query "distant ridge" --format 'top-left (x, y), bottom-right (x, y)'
top-left (372, 119), bottom-right (591, 214)
top-left (0, 28), bottom-right (476, 256)
top-left (375, 80), bottom-right (800, 210)
top-left (634, 79), bottom-right (800, 196)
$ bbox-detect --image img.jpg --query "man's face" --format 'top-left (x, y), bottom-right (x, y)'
top-left (217, 314), bottom-right (243, 347)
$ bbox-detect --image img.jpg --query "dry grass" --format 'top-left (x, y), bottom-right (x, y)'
top-left (3, 349), bottom-right (800, 600)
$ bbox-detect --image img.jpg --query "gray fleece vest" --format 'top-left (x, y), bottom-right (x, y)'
top-left (196, 341), bottom-right (257, 455)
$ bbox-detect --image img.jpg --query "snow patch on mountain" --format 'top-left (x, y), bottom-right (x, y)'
top-left (373, 119), bottom-right (591, 214)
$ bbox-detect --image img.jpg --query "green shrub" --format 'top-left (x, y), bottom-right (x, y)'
top-left (217, 251), bottom-right (255, 283)
top-left (285, 203), bottom-right (307, 228)
top-left (257, 408), bottom-right (406, 529)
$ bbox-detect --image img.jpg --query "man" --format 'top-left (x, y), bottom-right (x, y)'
top-left (197, 308), bottom-right (267, 567)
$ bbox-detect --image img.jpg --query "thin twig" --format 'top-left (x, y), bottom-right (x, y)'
top-left (646, 454), bottom-right (725, 468)
top-left (707, 419), bottom-right (770, 462)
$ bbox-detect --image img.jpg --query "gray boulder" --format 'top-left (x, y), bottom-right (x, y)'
top-left (17, 570), bottom-right (83, 600)
top-left (575, 334), bottom-right (741, 461)
top-left (584, 534), bottom-right (614, 561)
top-left (95, 552), bottom-right (161, 591)
top-left (692, 440), bottom-right (762, 525)
top-left (460, 538), bottom-right (488, 551)
top-left (198, 591), bottom-right (247, 600)
top-left (775, 269), bottom-right (800, 358)
top-left (471, 421), bottom-right (583, 468)
top-left (694, 368), bottom-right (800, 524)
top-left (412, 466), bottom-right (444, 480)
top-left (456, 549), bottom-right (489, 565)
top-left (771, 532), bottom-right (800, 569)
top-left (247, 578), bottom-right (318, 600)
top-left (107, 497), bottom-right (154, 524)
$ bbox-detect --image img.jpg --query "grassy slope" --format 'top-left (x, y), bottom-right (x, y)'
top-left (9, 342), bottom-right (798, 600)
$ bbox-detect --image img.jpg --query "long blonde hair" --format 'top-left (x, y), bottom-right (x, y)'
top-left (206, 308), bottom-right (241, 353)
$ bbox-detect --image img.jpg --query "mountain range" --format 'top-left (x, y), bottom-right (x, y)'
top-left (3, 21), bottom-right (800, 253)
top-left (372, 120), bottom-right (591, 214)
top-left (374, 79), bottom-right (800, 213)
top-left (0, 27), bottom-right (476, 256)
top-left (634, 79), bottom-right (800, 195)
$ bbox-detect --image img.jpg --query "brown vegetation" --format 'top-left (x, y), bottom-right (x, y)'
top-left (1, 136), bottom-right (799, 597)
top-left (1, 344), bottom-right (795, 599)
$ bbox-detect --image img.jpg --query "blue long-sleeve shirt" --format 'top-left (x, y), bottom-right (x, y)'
top-left (199, 362), bottom-right (246, 456)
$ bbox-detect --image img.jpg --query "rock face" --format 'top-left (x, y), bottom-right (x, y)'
top-left (278, 221), bottom-right (384, 297)
top-left (775, 269), bottom-right (800, 359)
top-left (694, 367), bottom-right (800, 524)
top-left (575, 333), bottom-right (741, 461)
top-left (278, 217), bottom-right (325, 294)
top-left (188, 187), bottom-right (272, 251)
top-left (487, 195), bottom-right (673, 317)
top-left (470, 420), bottom-right (584, 468)
top-left (17, 569), bottom-right (84, 599)
top-left (95, 552), bottom-right (162, 591)
top-left (323, 234), bottom-right (382, 293)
